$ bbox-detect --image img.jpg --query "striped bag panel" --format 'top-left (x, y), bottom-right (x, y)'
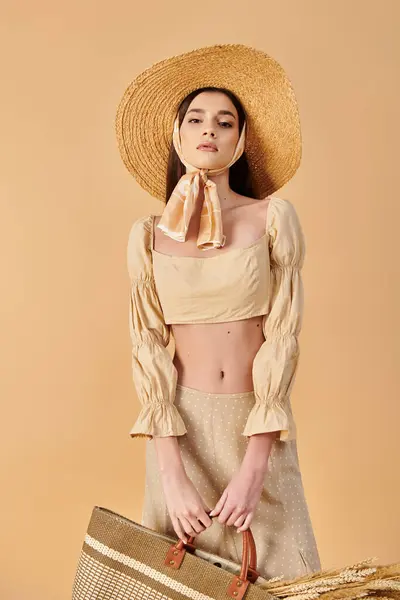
top-left (72, 506), bottom-right (272, 600)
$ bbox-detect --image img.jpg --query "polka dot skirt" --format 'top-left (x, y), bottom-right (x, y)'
top-left (141, 383), bottom-right (322, 581)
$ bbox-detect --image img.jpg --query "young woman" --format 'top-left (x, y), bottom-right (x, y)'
top-left (116, 43), bottom-right (322, 581)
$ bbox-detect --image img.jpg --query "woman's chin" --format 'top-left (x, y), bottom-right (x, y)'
top-left (189, 155), bottom-right (224, 170)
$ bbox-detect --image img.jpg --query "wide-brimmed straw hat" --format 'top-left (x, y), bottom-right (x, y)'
top-left (115, 43), bottom-right (302, 201)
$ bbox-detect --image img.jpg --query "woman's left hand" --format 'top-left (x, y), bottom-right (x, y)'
top-left (209, 464), bottom-right (267, 532)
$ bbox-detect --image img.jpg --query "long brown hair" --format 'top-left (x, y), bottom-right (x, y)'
top-left (165, 87), bottom-right (256, 203)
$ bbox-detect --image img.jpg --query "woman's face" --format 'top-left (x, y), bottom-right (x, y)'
top-left (179, 91), bottom-right (240, 170)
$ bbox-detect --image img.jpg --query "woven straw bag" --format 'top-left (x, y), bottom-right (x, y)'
top-left (72, 505), bottom-right (276, 599)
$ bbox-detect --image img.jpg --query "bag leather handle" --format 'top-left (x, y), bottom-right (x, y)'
top-left (180, 517), bottom-right (258, 579)
top-left (164, 512), bottom-right (260, 597)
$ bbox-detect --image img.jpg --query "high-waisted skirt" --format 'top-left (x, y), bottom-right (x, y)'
top-left (141, 383), bottom-right (322, 581)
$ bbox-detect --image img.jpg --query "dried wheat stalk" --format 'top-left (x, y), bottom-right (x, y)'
top-left (257, 557), bottom-right (400, 600)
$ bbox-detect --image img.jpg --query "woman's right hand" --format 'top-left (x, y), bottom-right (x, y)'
top-left (161, 469), bottom-right (213, 543)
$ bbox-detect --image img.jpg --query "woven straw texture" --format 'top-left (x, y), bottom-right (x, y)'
top-left (72, 506), bottom-right (275, 599)
top-left (115, 43), bottom-right (302, 202)
top-left (72, 506), bottom-right (400, 599)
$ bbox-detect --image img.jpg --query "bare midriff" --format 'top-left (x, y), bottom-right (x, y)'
top-left (154, 196), bottom-right (271, 395)
top-left (171, 315), bottom-right (265, 394)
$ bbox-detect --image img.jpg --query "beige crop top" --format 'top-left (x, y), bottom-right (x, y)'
top-left (126, 195), bottom-right (305, 443)
top-left (151, 216), bottom-right (270, 324)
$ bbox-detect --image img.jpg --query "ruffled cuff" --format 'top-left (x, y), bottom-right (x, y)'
top-left (129, 402), bottom-right (188, 440)
top-left (242, 397), bottom-right (296, 441)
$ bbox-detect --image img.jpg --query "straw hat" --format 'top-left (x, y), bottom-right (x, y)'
top-left (115, 43), bottom-right (302, 201)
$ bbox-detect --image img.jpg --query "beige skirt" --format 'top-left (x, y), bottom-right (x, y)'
top-left (141, 383), bottom-right (322, 581)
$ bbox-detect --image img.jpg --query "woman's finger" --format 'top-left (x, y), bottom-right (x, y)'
top-left (180, 515), bottom-right (198, 537)
top-left (217, 501), bottom-right (234, 525)
top-left (233, 513), bottom-right (247, 528)
top-left (237, 512), bottom-right (253, 532)
top-left (226, 508), bottom-right (245, 527)
top-left (209, 488), bottom-right (228, 516)
top-left (188, 513), bottom-right (206, 534)
top-left (171, 516), bottom-right (187, 543)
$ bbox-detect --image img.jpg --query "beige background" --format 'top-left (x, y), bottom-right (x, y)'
top-left (1, 0), bottom-right (399, 598)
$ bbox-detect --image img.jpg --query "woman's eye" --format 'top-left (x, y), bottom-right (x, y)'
top-left (188, 118), bottom-right (232, 128)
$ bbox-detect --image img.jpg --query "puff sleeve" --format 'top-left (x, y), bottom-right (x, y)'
top-left (127, 215), bottom-right (187, 440)
top-left (242, 197), bottom-right (306, 442)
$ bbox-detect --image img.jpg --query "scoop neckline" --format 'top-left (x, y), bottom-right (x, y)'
top-left (151, 229), bottom-right (268, 260)
top-left (149, 197), bottom-right (271, 260)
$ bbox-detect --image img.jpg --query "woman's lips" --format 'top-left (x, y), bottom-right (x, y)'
top-left (197, 146), bottom-right (218, 152)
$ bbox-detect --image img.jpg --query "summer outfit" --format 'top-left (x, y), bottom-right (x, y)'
top-left (127, 195), bottom-right (322, 580)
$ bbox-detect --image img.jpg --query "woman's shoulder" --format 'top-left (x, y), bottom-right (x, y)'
top-left (267, 196), bottom-right (305, 262)
top-left (128, 213), bottom-right (154, 237)
top-left (267, 195), bottom-right (302, 228)
top-left (268, 194), bottom-right (296, 213)
top-left (234, 193), bottom-right (296, 217)
top-left (234, 194), bottom-right (300, 237)
top-left (127, 213), bottom-right (154, 277)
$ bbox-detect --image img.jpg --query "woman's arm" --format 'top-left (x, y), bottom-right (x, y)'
top-left (127, 215), bottom-right (212, 541)
top-left (210, 197), bottom-right (305, 530)
top-left (242, 196), bottom-right (305, 442)
top-left (153, 435), bottom-right (213, 542)
top-left (153, 436), bottom-right (186, 476)
top-left (127, 215), bottom-right (187, 439)
top-left (242, 431), bottom-right (279, 471)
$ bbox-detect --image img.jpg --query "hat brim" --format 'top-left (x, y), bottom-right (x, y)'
top-left (115, 43), bottom-right (302, 201)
